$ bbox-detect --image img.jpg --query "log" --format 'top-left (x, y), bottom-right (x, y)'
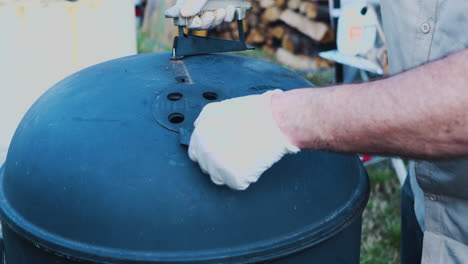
top-left (261, 6), bottom-right (281, 23)
top-left (249, 0), bottom-right (261, 13)
top-left (314, 5), bottom-right (332, 22)
top-left (299, 2), bottom-right (318, 19)
top-left (320, 26), bottom-right (335, 43)
top-left (266, 37), bottom-right (275, 46)
top-left (280, 9), bottom-right (332, 42)
top-left (281, 29), bottom-right (323, 55)
top-left (281, 30), bottom-right (301, 53)
top-left (246, 28), bottom-right (265, 44)
top-left (207, 0), bottom-right (334, 64)
top-left (275, 0), bottom-right (286, 8)
top-left (276, 48), bottom-right (330, 70)
top-left (287, 0), bottom-right (301, 10)
top-left (246, 13), bottom-right (259, 29)
top-left (315, 56), bottom-right (334, 69)
top-left (259, 0), bottom-right (275, 8)
top-left (271, 26), bottom-right (285, 39)
top-left (281, 35), bottom-right (295, 53)
top-left (261, 45), bottom-right (276, 56)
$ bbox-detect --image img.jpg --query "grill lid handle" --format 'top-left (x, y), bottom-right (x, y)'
top-left (167, 0), bottom-right (255, 59)
top-left (179, 127), bottom-right (194, 146)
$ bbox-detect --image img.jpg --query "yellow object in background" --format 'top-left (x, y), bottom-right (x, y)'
top-left (190, 30), bottom-right (209, 37)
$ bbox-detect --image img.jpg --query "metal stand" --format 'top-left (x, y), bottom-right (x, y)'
top-left (172, 20), bottom-right (254, 60)
top-left (331, 0), bottom-right (344, 83)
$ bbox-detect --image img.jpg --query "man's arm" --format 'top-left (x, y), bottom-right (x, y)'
top-left (272, 49), bottom-right (468, 159)
top-left (188, 48), bottom-right (468, 190)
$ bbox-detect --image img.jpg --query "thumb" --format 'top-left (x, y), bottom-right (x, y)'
top-left (165, 0), bottom-right (184, 18)
top-left (180, 0), bottom-right (209, 17)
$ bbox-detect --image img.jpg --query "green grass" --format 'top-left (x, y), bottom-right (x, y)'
top-left (233, 50), bottom-right (282, 64)
top-left (137, 32), bottom-right (172, 54)
top-left (301, 71), bottom-right (335, 87)
top-left (361, 165), bottom-right (401, 264)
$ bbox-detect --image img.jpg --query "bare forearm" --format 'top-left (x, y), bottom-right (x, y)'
top-left (272, 49), bottom-right (468, 159)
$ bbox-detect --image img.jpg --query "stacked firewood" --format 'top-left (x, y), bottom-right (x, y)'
top-left (208, 0), bottom-right (335, 70)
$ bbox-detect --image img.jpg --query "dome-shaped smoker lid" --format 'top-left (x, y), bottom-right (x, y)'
top-left (0, 53), bottom-right (369, 263)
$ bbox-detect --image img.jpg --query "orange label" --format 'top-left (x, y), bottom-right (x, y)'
top-left (349, 26), bottom-right (364, 40)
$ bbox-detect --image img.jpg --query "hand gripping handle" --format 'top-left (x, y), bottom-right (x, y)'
top-left (170, 0), bottom-right (252, 27)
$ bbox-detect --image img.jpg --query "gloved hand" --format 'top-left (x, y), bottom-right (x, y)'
top-left (165, 0), bottom-right (236, 30)
top-left (189, 90), bottom-right (300, 190)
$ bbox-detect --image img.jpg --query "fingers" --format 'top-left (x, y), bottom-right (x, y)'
top-left (188, 127), bottom-right (201, 162)
top-left (224, 5), bottom-right (235, 23)
top-left (200, 11), bottom-right (215, 29)
top-left (187, 16), bottom-right (202, 29)
top-left (186, 9), bottom-right (228, 30)
top-left (189, 128), bottom-right (225, 186)
top-left (184, 6), bottom-right (235, 30)
top-left (212, 8), bottom-right (227, 26)
top-left (166, 0), bottom-right (237, 29)
top-left (164, 0), bottom-right (185, 18)
top-left (188, 141), bottom-right (198, 163)
top-left (164, 5), bottom-right (181, 18)
top-left (223, 169), bottom-right (253, 191)
top-left (209, 171), bottom-right (225, 185)
top-left (194, 102), bottom-right (225, 129)
top-left (198, 160), bottom-right (209, 175)
top-left (189, 133), bottom-right (254, 191)
top-left (180, 0), bottom-right (208, 17)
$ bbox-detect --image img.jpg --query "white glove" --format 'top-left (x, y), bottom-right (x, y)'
top-left (189, 90), bottom-right (300, 190)
top-left (165, 0), bottom-right (236, 30)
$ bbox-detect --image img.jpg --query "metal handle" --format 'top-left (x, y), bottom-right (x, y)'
top-left (168, 0), bottom-right (254, 59)
top-left (171, 20), bottom-right (254, 60)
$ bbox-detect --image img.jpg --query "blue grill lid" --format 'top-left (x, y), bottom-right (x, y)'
top-left (0, 52), bottom-right (368, 263)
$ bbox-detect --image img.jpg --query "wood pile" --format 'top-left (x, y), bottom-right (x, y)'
top-left (141, 0), bottom-right (178, 49)
top-left (208, 0), bottom-right (335, 70)
top-left (140, 0), bottom-right (335, 70)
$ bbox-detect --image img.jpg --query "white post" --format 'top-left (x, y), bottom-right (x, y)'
top-left (391, 158), bottom-right (407, 186)
top-left (0, 0), bottom-right (137, 164)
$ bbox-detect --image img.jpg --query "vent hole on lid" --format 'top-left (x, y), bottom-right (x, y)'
top-left (203, 92), bottom-right (218, 101)
top-left (168, 113), bottom-right (185, 124)
top-left (176, 76), bottom-right (188, 83)
top-left (167, 92), bottom-right (183, 101)
top-left (361, 7), bottom-right (368, 15)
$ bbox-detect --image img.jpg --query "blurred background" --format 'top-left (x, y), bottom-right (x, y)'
top-left (0, 0), bottom-right (401, 263)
